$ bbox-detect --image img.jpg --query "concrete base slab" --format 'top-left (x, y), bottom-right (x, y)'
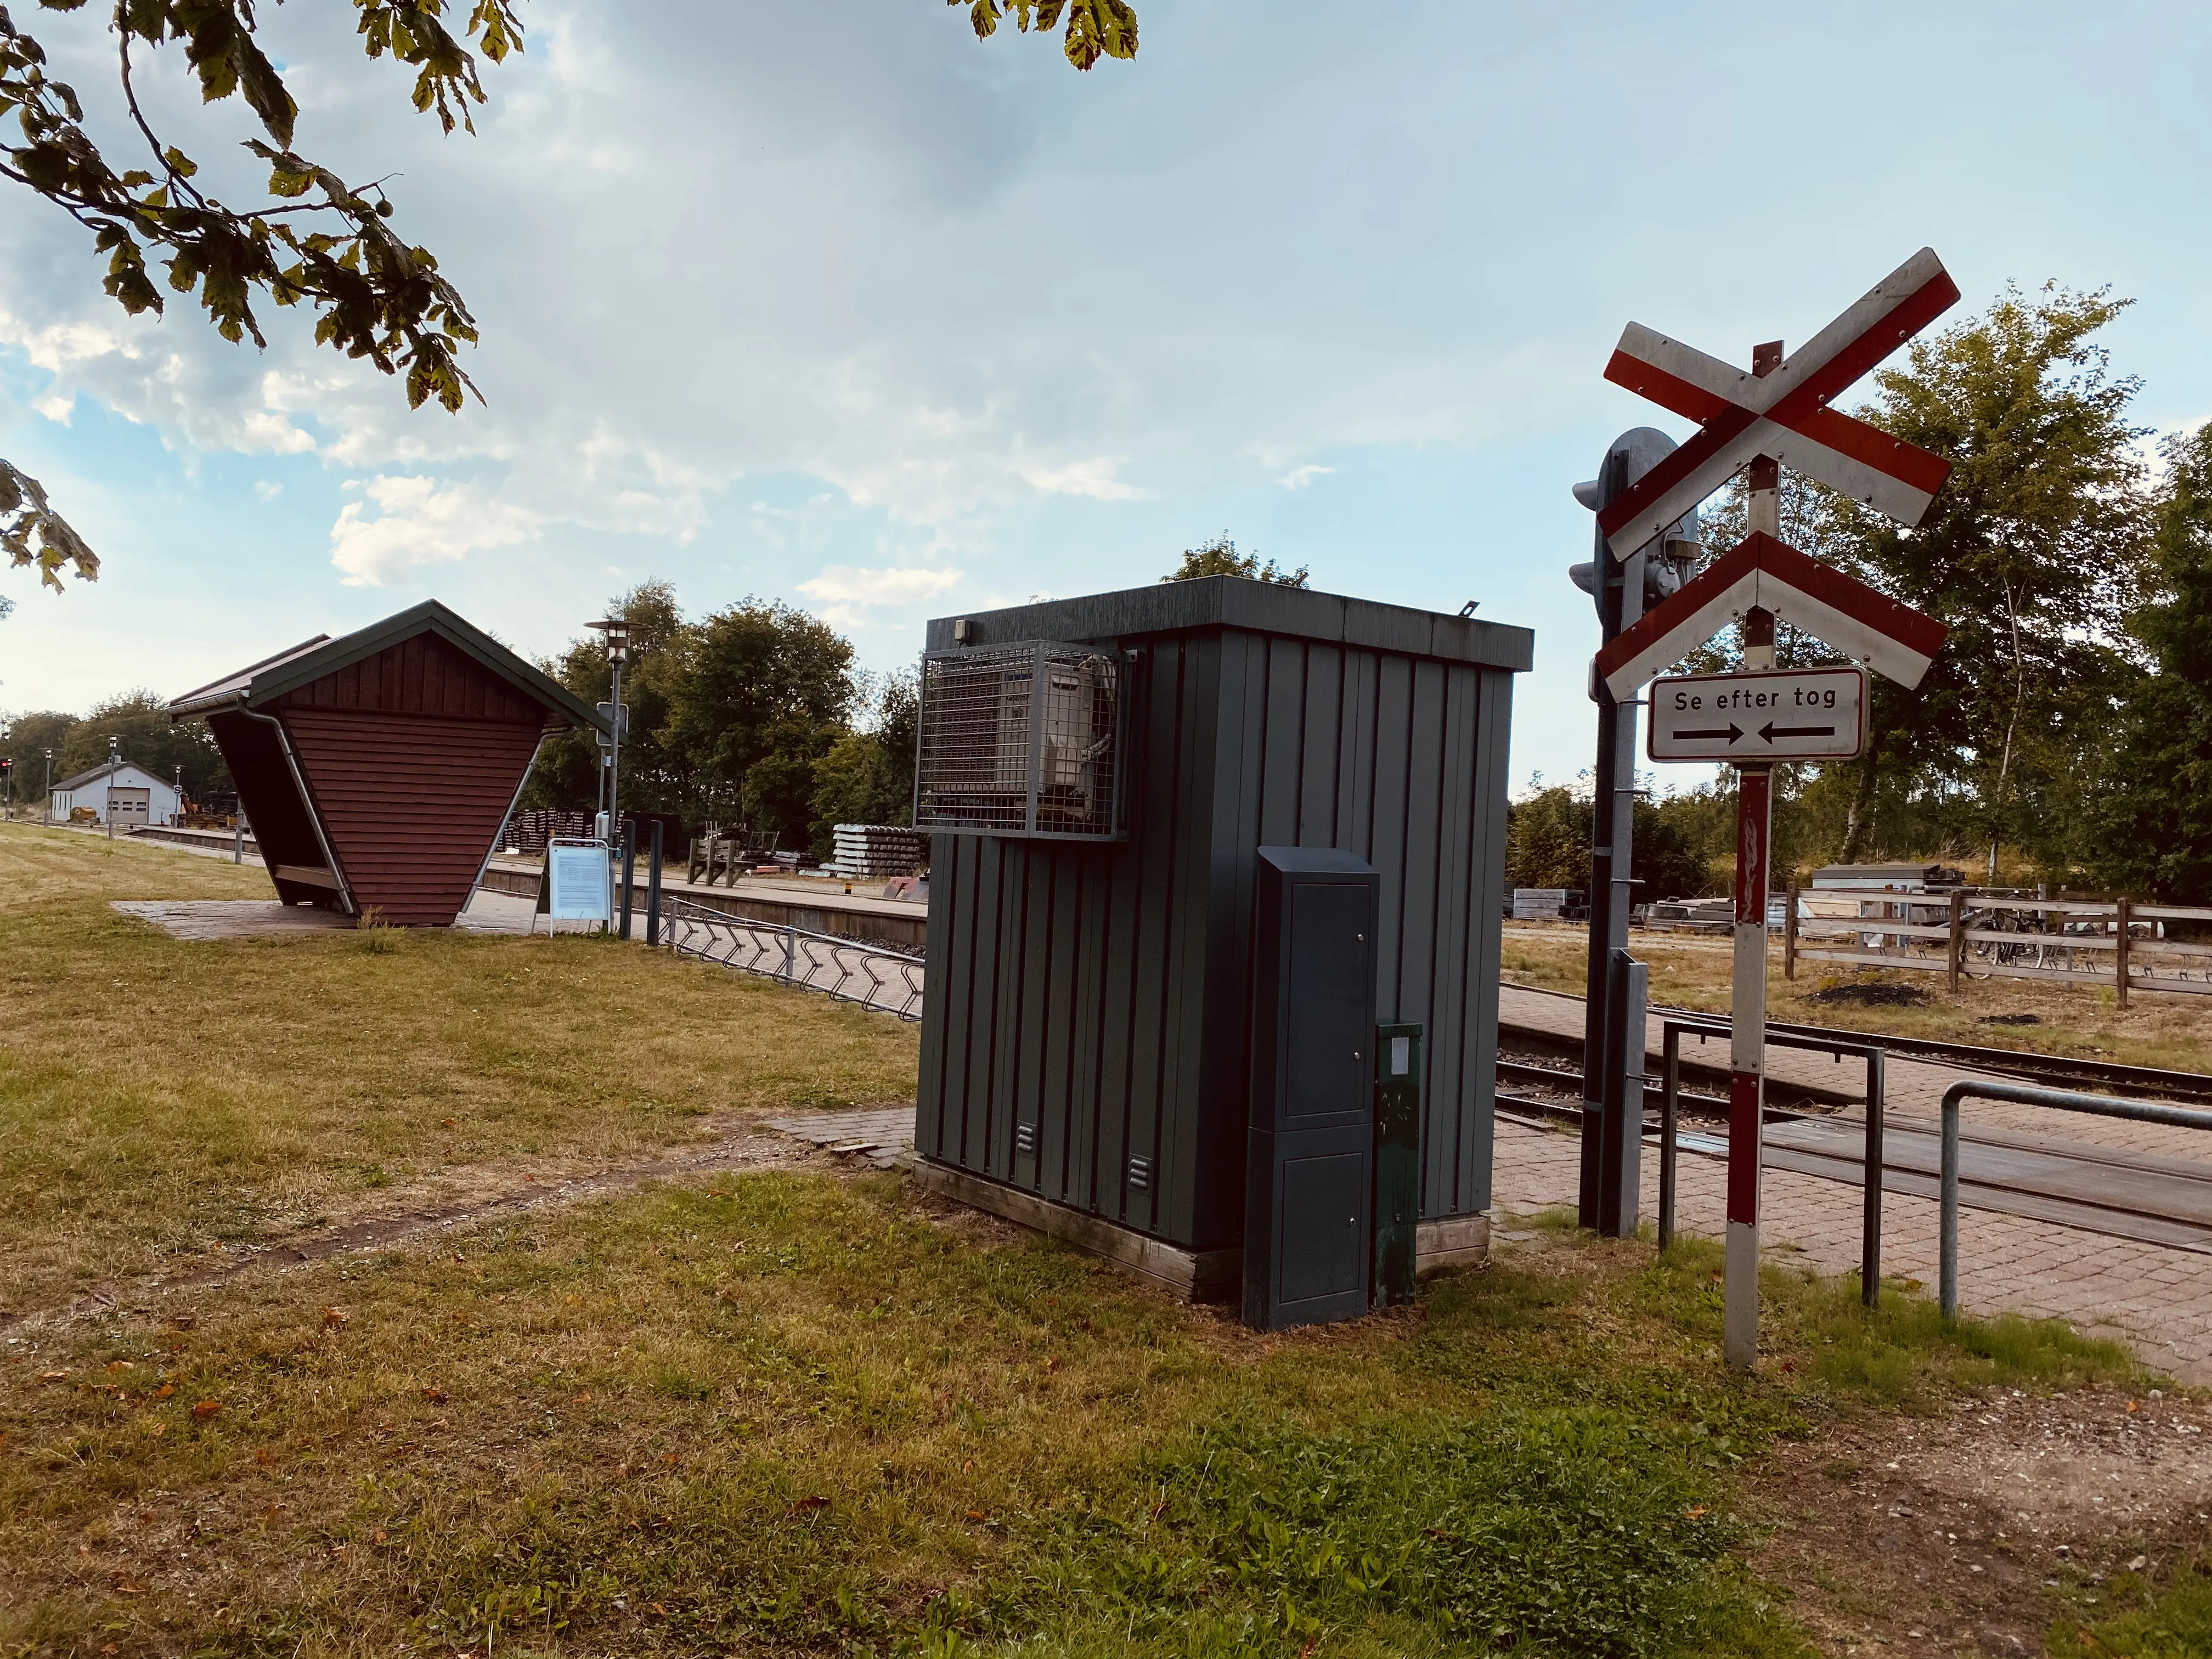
top-left (111, 889), bottom-right (537, 940)
top-left (112, 900), bottom-right (355, 940)
top-left (904, 1153), bottom-right (1491, 1306)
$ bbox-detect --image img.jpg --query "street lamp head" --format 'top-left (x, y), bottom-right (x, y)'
top-left (587, 617), bottom-right (630, 665)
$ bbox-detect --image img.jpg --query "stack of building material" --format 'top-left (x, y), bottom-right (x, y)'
top-left (504, 810), bottom-right (592, 854)
top-left (830, 824), bottom-right (928, 878)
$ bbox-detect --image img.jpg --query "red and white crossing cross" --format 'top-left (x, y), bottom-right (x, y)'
top-left (1595, 247), bottom-right (1962, 560)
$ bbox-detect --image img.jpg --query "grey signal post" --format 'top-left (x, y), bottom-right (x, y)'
top-left (1571, 429), bottom-right (1699, 1239)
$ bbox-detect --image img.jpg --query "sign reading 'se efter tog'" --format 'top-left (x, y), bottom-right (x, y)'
top-left (1647, 665), bottom-right (1866, 762)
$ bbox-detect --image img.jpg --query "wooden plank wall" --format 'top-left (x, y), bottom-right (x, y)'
top-left (916, 625), bottom-right (1514, 1250)
top-left (279, 709), bottom-right (543, 924)
top-left (266, 633), bottom-right (554, 924)
top-left (280, 632), bottom-right (547, 724)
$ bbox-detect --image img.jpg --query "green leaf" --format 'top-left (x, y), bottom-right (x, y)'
top-left (162, 144), bottom-right (196, 178)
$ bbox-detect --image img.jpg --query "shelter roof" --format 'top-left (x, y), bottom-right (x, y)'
top-left (167, 600), bottom-right (606, 732)
top-left (925, 575), bottom-right (1534, 673)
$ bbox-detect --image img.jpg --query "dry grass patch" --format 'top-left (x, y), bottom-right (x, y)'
top-left (0, 825), bottom-right (917, 1313)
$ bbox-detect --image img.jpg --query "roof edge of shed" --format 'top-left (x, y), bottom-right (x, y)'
top-left (924, 575), bottom-right (1535, 672)
top-left (167, 601), bottom-right (607, 733)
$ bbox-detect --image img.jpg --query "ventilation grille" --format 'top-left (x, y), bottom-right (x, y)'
top-left (915, 641), bottom-right (1123, 840)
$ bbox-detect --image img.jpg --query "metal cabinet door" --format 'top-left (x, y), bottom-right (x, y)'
top-left (1244, 845), bottom-right (1379, 1330)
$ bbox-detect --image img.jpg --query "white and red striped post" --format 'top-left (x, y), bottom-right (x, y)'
top-left (1724, 341), bottom-right (1783, 1369)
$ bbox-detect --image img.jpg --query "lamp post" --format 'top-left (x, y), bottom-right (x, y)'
top-left (1, 720), bottom-right (11, 820)
top-left (43, 748), bottom-right (53, 825)
top-left (586, 617), bottom-right (630, 838)
top-left (106, 735), bottom-right (120, 843)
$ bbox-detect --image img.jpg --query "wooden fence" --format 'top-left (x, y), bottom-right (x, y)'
top-left (1783, 888), bottom-right (2212, 1006)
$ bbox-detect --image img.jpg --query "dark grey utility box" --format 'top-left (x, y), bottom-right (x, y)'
top-left (910, 576), bottom-right (1534, 1300)
top-left (1244, 847), bottom-right (1378, 1330)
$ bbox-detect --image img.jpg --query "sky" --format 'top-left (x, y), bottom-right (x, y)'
top-left (2, 1), bottom-right (2208, 794)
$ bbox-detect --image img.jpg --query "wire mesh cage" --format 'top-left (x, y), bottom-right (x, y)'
top-left (915, 641), bottom-right (1124, 839)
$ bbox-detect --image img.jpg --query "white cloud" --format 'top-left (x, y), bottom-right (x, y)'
top-left (253, 480), bottom-right (282, 501)
top-left (1277, 464), bottom-right (1335, 490)
top-left (328, 476), bottom-right (543, 586)
top-left (795, 563), bottom-right (962, 625)
top-left (1017, 456), bottom-right (1146, 501)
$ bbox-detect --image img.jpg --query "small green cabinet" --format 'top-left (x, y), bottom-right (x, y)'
top-left (1374, 1022), bottom-right (1422, 1307)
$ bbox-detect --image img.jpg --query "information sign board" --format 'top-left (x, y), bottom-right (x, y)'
top-left (546, 838), bottom-right (611, 921)
top-left (1647, 665), bottom-right (1866, 762)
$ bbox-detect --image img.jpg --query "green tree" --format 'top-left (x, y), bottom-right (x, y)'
top-left (57, 692), bottom-right (229, 801)
top-left (523, 580), bottom-right (686, 819)
top-left (1162, 533), bottom-right (1309, 588)
top-left (743, 719), bottom-right (842, 855)
top-left (808, 668), bottom-right (922, 845)
top-left (1504, 781), bottom-right (1713, 900)
top-left (2, 708), bottom-right (78, 808)
top-left (2085, 425), bottom-right (2212, 901)
top-left (1815, 286), bottom-right (2154, 877)
top-left (662, 599), bottom-right (856, 825)
top-left (1505, 785), bottom-right (1588, 891)
top-left (2, 1), bottom-right (1136, 595)
top-left (521, 587), bottom-right (861, 847)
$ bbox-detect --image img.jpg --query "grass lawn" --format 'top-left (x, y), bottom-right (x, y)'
top-left (1499, 923), bottom-right (2212, 1076)
top-left (0, 1176), bottom-right (2152, 1659)
top-left (3, 825), bottom-right (2200, 1658)
top-left (0, 824), bottom-right (918, 1314)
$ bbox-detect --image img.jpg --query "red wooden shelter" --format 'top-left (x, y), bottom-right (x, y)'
top-left (170, 600), bottom-right (606, 926)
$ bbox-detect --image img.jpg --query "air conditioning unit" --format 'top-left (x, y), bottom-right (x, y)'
top-left (915, 641), bottom-right (1124, 840)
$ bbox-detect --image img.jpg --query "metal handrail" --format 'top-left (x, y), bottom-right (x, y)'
top-left (1660, 1018), bottom-right (1888, 1307)
top-left (661, 896), bottom-right (926, 1021)
top-left (1938, 1080), bottom-right (2212, 1318)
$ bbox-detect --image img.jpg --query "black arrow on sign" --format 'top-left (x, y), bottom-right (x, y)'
top-left (1674, 724), bottom-right (1743, 742)
top-left (1758, 722), bottom-right (1837, 742)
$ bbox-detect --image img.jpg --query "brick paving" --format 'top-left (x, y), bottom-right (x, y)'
top-left (764, 1107), bottom-right (916, 1170)
top-left (1498, 984), bottom-right (2212, 1382)
top-left (1491, 1115), bottom-right (2212, 1385)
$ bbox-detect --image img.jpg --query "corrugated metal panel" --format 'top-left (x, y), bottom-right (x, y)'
top-left (279, 708), bottom-right (541, 924)
top-left (917, 602), bottom-right (1521, 1248)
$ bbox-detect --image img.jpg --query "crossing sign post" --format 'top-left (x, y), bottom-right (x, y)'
top-left (1592, 250), bottom-right (1957, 1370)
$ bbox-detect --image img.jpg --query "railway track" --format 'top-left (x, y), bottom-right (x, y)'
top-left (1502, 980), bottom-right (2212, 1107)
top-left (1492, 1017), bottom-right (2212, 1253)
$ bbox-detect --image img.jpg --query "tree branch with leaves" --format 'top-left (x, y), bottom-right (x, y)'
top-left (1, 0), bottom-right (1137, 599)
